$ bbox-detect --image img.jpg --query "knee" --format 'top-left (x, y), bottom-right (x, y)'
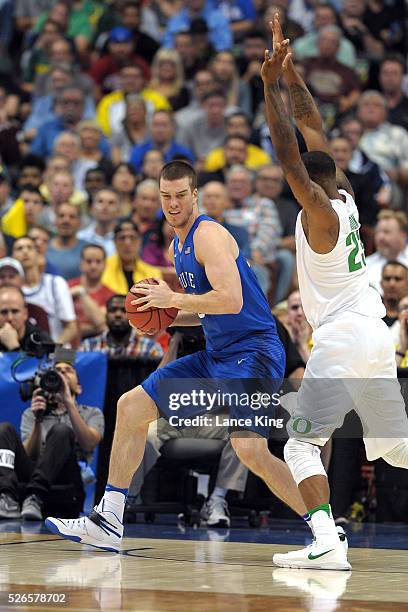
top-left (46, 423), bottom-right (74, 443)
top-left (231, 436), bottom-right (268, 471)
top-left (117, 385), bottom-right (158, 427)
top-left (284, 438), bottom-right (326, 485)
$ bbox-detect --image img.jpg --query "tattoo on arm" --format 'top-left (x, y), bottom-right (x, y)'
top-left (288, 83), bottom-right (315, 121)
top-left (265, 83), bottom-right (299, 165)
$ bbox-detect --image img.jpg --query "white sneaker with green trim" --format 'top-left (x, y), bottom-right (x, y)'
top-left (273, 539), bottom-right (351, 571)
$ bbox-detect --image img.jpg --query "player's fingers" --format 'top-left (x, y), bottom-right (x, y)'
top-left (264, 49), bottom-right (270, 61)
top-left (131, 296), bottom-right (150, 305)
top-left (131, 286), bottom-right (150, 295)
top-left (282, 52), bottom-right (292, 70)
top-left (135, 303), bottom-right (151, 312)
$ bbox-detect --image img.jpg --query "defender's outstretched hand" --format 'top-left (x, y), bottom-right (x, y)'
top-left (260, 37), bottom-right (291, 85)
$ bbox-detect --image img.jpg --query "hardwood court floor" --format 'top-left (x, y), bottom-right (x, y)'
top-left (0, 520), bottom-right (407, 611)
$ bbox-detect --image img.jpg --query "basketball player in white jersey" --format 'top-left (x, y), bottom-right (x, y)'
top-left (263, 17), bottom-right (408, 570)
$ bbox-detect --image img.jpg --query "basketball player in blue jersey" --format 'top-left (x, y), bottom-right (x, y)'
top-left (45, 160), bottom-right (344, 552)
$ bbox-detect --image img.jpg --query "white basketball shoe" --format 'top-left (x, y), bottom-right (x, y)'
top-left (273, 537), bottom-right (351, 571)
top-left (45, 507), bottom-right (123, 553)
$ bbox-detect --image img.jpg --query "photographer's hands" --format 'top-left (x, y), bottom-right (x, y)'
top-left (31, 388), bottom-right (47, 420)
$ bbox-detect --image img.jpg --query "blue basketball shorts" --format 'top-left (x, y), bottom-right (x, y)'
top-left (142, 334), bottom-right (285, 438)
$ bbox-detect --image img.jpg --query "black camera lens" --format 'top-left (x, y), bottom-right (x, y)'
top-left (40, 369), bottom-right (63, 394)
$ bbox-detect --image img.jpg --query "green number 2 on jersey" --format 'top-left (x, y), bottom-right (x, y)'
top-left (346, 230), bottom-right (366, 272)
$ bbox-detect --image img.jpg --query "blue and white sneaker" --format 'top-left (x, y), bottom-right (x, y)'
top-left (45, 507), bottom-right (123, 553)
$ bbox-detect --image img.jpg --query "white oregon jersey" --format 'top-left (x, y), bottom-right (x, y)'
top-left (295, 189), bottom-right (385, 330)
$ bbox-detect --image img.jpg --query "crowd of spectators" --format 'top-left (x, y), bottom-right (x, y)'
top-left (0, 0), bottom-right (406, 524)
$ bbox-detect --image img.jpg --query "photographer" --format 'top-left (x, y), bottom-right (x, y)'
top-left (0, 361), bottom-right (104, 520)
top-left (0, 285), bottom-right (52, 353)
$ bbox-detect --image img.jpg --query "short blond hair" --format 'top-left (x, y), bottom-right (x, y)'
top-left (377, 209), bottom-right (408, 234)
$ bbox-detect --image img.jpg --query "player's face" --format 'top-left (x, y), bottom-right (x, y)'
top-left (160, 177), bottom-right (197, 229)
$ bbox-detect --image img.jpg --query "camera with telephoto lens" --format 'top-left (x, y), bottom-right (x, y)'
top-left (14, 334), bottom-right (74, 421)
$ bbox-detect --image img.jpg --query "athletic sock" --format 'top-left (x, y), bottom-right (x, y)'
top-left (210, 486), bottom-right (227, 501)
top-left (308, 503), bottom-right (338, 543)
top-left (302, 512), bottom-right (314, 536)
top-left (96, 484), bottom-right (128, 523)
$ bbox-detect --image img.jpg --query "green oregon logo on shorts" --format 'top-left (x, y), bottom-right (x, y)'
top-left (292, 418), bottom-right (312, 434)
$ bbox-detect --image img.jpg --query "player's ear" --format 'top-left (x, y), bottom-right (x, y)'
top-left (192, 188), bottom-right (198, 204)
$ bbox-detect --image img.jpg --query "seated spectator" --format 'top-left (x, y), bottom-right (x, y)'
top-left (174, 31), bottom-right (209, 81)
top-left (94, 1), bottom-right (159, 63)
top-left (175, 69), bottom-right (215, 129)
top-left (89, 26), bottom-right (150, 97)
top-left (0, 361), bottom-right (104, 520)
top-left (111, 163), bottom-right (137, 217)
top-left (23, 65), bottom-right (96, 140)
top-left (236, 29), bottom-right (268, 116)
top-left (293, 3), bottom-right (356, 68)
top-left (201, 135), bottom-right (259, 184)
top-left (203, 111), bottom-right (271, 172)
top-left (130, 110), bottom-right (195, 174)
top-left (38, 170), bottom-right (85, 234)
top-left (69, 244), bottom-right (115, 340)
top-left (163, 0), bottom-right (232, 51)
top-left (46, 203), bottom-right (86, 280)
top-left (95, 0), bottom-right (161, 46)
top-left (83, 167), bottom-right (108, 204)
top-left (141, 149), bottom-right (165, 181)
top-left (338, 115), bottom-right (391, 209)
top-left (301, 25), bottom-right (361, 128)
top-left (177, 90), bottom-right (227, 164)
top-left (224, 165), bottom-right (282, 296)
top-left (213, 0), bottom-right (256, 40)
top-left (329, 136), bottom-right (381, 230)
top-left (285, 290), bottom-right (312, 363)
top-left (149, 48), bottom-right (190, 112)
top-left (80, 293), bottom-right (163, 358)
top-left (338, 0), bottom-right (395, 59)
top-left (201, 181), bottom-right (251, 259)
top-left (366, 210), bottom-right (408, 294)
top-left (0, 285), bottom-right (52, 353)
top-left (131, 180), bottom-right (162, 247)
top-left (12, 236), bottom-right (77, 344)
top-left (17, 155), bottom-right (46, 192)
top-left (30, 86), bottom-right (88, 159)
top-left (73, 121), bottom-right (113, 191)
top-left (21, 19), bottom-right (65, 91)
top-left (15, 1), bottom-right (56, 34)
top-left (27, 226), bottom-right (59, 276)
top-left (78, 188), bottom-right (119, 257)
top-left (210, 50), bottom-right (252, 117)
top-left (96, 62), bottom-right (170, 138)
top-left (357, 90), bottom-right (408, 207)
top-left (378, 55), bottom-right (408, 132)
top-left (2, 186), bottom-right (45, 239)
top-left (381, 261), bottom-right (408, 327)
top-left (102, 220), bottom-right (162, 294)
top-left (0, 257), bottom-right (50, 331)
top-left (110, 96), bottom-right (150, 165)
top-left (33, 0), bottom-right (99, 56)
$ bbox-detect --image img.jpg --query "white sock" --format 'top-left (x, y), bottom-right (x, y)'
top-left (97, 490), bottom-right (126, 523)
top-left (309, 504), bottom-right (338, 544)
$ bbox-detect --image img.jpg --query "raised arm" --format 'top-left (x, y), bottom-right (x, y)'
top-left (261, 27), bottom-right (337, 237)
top-left (283, 59), bottom-right (355, 198)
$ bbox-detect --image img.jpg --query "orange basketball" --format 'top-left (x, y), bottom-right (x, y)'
top-left (125, 278), bottom-right (178, 334)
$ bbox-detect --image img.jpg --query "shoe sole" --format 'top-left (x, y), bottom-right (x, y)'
top-left (44, 518), bottom-right (120, 553)
top-left (273, 555), bottom-right (352, 571)
top-left (0, 512), bottom-right (21, 519)
top-left (21, 512), bottom-right (42, 521)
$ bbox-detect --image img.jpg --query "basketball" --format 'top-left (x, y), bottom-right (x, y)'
top-left (125, 278), bottom-right (178, 334)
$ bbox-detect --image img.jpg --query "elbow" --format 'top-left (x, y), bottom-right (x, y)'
top-left (228, 294), bottom-right (243, 314)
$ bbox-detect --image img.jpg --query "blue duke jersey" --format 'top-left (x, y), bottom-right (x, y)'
top-left (173, 215), bottom-right (277, 352)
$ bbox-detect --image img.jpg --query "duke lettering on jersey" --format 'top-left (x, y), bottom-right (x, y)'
top-left (178, 271), bottom-right (196, 289)
top-left (173, 214), bottom-right (277, 352)
top-left (295, 190), bottom-right (385, 330)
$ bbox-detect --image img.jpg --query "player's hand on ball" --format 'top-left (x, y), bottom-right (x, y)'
top-left (131, 279), bottom-right (175, 311)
